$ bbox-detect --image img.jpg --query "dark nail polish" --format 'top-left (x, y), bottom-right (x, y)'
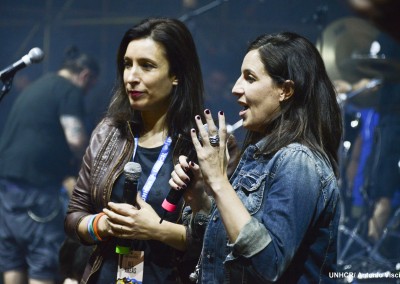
top-left (195, 115), bottom-right (201, 120)
top-left (205, 109), bottom-right (210, 114)
top-left (191, 128), bottom-right (196, 133)
top-left (219, 111), bottom-right (224, 115)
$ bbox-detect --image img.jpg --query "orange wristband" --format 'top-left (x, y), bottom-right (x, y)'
top-left (93, 212), bottom-right (105, 241)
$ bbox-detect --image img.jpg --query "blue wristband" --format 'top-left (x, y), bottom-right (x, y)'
top-left (87, 214), bottom-right (99, 242)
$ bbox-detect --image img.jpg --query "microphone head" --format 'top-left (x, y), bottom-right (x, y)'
top-left (124, 162), bottom-right (142, 181)
top-left (29, 47), bottom-right (45, 63)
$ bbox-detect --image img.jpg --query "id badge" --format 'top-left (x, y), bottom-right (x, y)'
top-left (116, 250), bottom-right (144, 283)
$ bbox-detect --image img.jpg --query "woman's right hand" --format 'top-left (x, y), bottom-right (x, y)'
top-left (169, 155), bottom-right (211, 214)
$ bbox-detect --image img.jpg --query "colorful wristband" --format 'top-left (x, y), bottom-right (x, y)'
top-left (93, 212), bottom-right (105, 241)
top-left (87, 214), bottom-right (100, 242)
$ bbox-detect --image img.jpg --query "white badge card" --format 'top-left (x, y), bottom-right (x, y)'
top-left (116, 250), bottom-right (144, 283)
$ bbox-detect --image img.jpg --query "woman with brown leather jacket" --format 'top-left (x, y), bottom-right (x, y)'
top-left (64, 17), bottom-right (238, 284)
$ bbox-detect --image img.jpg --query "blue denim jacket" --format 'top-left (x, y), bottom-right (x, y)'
top-left (199, 140), bottom-right (341, 283)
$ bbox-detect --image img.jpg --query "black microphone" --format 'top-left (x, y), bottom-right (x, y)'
top-left (160, 188), bottom-right (185, 223)
top-left (160, 124), bottom-right (211, 223)
top-left (116, 162), bottom-right (142, 255)
top-left (122, 162), bottom-right (141, 206)
top-left (0, 47), bottom-right (45, 81)
top-left (160, 168), bottom-right (194, 224)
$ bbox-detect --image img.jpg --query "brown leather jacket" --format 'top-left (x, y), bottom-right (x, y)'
top-left (64, 118), bottom-right (240, 283)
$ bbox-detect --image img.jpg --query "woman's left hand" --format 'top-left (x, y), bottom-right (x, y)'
top-left (103, 198), bottom-right (161, 240)
top-left (191, 109), bottom-right (229, 192)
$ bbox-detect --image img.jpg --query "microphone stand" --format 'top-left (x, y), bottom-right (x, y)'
top-left (0, 75), bottom-right (14, 103)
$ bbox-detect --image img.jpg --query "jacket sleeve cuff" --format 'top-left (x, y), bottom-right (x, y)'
top-left (228, 217), bottom-right (271, 258)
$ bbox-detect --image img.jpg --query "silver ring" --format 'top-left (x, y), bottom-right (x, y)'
top-left (209, 135), bottom-right (220, 147)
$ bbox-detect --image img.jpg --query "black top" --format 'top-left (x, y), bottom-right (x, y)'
top-left (95, 144), bottom-right (184, 284)
top-left (0, 73), bottom-right (84, 187)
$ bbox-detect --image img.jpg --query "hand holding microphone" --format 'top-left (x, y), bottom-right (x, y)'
top-left (160, 159), bottom-right (194, 223)
top-left (160, 112), bottom-right (227, 223)
top-left (115, 162), bottom-right (142, 254)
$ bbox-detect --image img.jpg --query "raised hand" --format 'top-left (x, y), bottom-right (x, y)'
top-left (190, 109), bottom-right (229, 193)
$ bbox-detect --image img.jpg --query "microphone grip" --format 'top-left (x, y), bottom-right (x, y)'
top-left (122, 179), bottom-right (138, 207)
top-left (160, 170), bottom-right (193, 223)
top-left (116, 179), bottom-right (138, 254)
top-left (160, 189), bottom-right (185, 224)
top-left (0, 60), bottom-right (25, 81)
top-left (162, 188), bottom-right (185, 213)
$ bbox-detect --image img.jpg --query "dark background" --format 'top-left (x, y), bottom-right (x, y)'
top-left (0, 2), bottom-right (395, 283)
top-left (0, 0), bottom-right (356, 143)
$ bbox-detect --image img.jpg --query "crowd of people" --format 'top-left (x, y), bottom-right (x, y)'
top-left (0, 0), bottom-right (399, 282)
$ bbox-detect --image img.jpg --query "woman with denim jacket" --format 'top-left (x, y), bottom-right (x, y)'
top-left (170, 32), bottom-right (343, 283)
top-left (64, 18), bottom-right (241, 284)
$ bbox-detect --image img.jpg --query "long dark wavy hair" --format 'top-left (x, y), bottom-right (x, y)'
top-left (106, 18), bottom-right (204, 155)
top-left (242, 32), bottom-right (343, 177)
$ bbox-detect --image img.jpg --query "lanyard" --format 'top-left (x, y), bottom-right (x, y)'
top-left (133, 136), bottom-right (172, 201)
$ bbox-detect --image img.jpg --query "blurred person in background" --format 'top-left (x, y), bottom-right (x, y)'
top-left (347, 0), bottom-right (400, 244)
top-left (347, 0), bottom-right (400, 42)
top-left (0, 72), bottom-right (36, 137)
top-left (0, 46), bottom-right (99, 284)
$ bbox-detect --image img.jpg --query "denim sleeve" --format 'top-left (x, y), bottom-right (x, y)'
top-left (227, 217), bottom-right (272, 258)
top-left (231, 148), bottom-right (325, 281)
top-left (181, 199), bottom-right (214, 260)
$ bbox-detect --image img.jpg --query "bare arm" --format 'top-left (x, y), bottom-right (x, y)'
top-left (60, 115), bottom-right (88, 159)
top-left (169, 111), bottom-right (250, 243)
top-left (192, 111), bottom-right (251, 243)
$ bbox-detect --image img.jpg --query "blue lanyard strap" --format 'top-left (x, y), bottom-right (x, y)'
top-left (133, 136), bottom-right (172, 201)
